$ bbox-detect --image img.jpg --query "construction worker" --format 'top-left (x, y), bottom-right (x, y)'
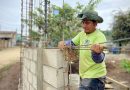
top-left (58, 10), bottom-right (106, 90)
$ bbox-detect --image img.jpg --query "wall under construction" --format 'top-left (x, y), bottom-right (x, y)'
top-left (19, 48), bottom-right (79, 90)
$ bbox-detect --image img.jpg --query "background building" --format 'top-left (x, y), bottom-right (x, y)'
top-left (0, 31), bottom-right (16, 49)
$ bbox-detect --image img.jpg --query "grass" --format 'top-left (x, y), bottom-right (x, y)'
top-left (120, 59), bottom-right (130, 73)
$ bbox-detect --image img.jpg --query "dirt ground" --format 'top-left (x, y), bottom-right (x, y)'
top-left (0, 47), bottom-right (20, 90)
top-left (106, 54), bottom-right (130, 86)
top-left (0, 47), bottom-right (20, 68)
top-left (0, 62), bottom-right (20, 90)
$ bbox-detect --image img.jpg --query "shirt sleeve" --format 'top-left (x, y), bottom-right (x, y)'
top-left (71, 32), bottom-right (82, 46)
top-left (92, 51), bottom-right (105, 63)
top-left (65, 40), bottom-right (76, 46)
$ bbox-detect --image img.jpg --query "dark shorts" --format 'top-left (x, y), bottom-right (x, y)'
top-left (79, 77), bottom-right (105, 90)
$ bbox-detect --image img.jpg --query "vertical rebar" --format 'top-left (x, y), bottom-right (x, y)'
top-left (20, 0), bottom-right (24, 89)
top-left (29, 0), bottom-right (33, 45)
top-left (62, 0), bottom-right (65, 41)
top-left (26, 0), bottom-right (28, 37)
top-left (44, 0), bottom-right (47, 34)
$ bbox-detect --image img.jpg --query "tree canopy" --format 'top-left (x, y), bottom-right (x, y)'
top-left (26, 0), bottom-right (104, 47)
top-left (112, 10), bottom-right (130, 45)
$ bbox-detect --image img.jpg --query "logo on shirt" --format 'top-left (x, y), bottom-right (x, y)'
top-left (83, 39), bottom-right (90, 46)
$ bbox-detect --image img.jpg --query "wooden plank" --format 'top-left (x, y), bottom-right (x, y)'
top-left (106, 77), bottom-right (130, 90)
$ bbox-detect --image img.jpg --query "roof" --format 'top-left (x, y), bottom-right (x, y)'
top-left (0, 31), bottom-right (16, 34)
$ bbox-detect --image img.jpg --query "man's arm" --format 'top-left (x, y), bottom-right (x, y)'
top-left (58, 40), bottom-right (76, 50)
top-left (65, 40), bottom-right (76, 46)
top-left (91, 44), bottom-right (105, 63)
top-left (91, 51), bottom-right (105, 63)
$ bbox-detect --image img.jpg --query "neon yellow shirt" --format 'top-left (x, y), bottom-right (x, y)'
top-left (72, 29), bottom-right (107, 78)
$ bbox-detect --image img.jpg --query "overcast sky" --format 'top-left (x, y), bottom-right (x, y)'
top-left (0, 0), bottom-right (129, 32)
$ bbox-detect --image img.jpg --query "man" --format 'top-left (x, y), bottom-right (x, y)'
top-left (58, 10), bottom-right (106, 90)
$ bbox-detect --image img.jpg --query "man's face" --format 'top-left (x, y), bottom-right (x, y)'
top-left (82, 19), bottom-right (97, 34)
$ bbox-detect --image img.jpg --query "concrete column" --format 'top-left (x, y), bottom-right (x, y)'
top-left (37, 48), bottom-right (43, 90)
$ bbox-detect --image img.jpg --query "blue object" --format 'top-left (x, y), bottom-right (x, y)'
top-left (65, 40), bottom-right (76, 46)
top-left (111, 47), bottom-right (119, 54)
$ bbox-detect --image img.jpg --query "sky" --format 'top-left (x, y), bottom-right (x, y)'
top-left (0, 0), bottom-right (129, 33)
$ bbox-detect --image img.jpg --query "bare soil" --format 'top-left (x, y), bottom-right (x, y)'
top-left (106, 54), bottom-right (130, 86)
top-left (0, 62), bottom-right (20, 90)
top-left (0, 47), bottom-right (20, 90)
top-left (0, 47), bottom-right (20, 68)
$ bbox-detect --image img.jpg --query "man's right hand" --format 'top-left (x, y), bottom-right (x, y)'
top-left (58, 41), bottom-right (66, 50)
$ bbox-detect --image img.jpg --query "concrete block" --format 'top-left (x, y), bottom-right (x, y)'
top-left (24, 49), bottom-right (29, 58)
top-left (23, 49), bottom-right (26, 58)
top-left (43, 49), bottom-right (67, 68)
top-left (68, 86), bottom-right (79, 90)
top-left (43, 82), bottom-right (78, 90)
top-left (32, 74), bottom-right (37, 89)
top-left (43, 66), bottom-right (68, 88)
top-left (43, 82), bottom-right (68, 90)
top-left (26, 81), bottom-right (30, 90)
top-left (22, 83), bottom-right (27, 90)
top-left (69, 74), bottom-right (80, 87)
top-left (28, 71), bottom-right (33, 84)
top-left (28, 49), bottom-right (33, 60)
top-left (26, 60), bottom-right (31, 70)
top-left (22, 66), bottom-right (27, 81)
top-left (30, 61), bottom-right (36, 74)
top-left (43, 82), bottom-right (57, 90)
top-left (30, 85), bottom-right (35, 90)
top-left (32, 49), bottom-right (37, 61)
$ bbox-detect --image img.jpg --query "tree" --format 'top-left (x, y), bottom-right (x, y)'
top-left (47, 3), bottom-right (83, 46)
top-left (26, 0), bottom-right (104, 47)
top-left (112, 10), bottom-right (130, 45)
top-left (84, 0), bottom-right (102, 11)
top-left (102, 30), bottom-right (112, 41)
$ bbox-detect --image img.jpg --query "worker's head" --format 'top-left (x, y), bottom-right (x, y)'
top-left (78, 10), bottom-right (103, 34)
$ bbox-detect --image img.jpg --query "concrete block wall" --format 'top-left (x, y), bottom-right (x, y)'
top-left (22, 48), bottom-right (37, 90)
top-left (20, 48), bottom-right (69, 90)
top-left (42, 49), bottom-right (68, 90)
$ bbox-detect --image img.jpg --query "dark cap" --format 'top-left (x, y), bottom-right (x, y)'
top-left (78, 10), bottom-right (103, 23)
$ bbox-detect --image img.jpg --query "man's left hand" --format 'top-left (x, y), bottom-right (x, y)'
top-left (91, 44), bottom-right (104, 54)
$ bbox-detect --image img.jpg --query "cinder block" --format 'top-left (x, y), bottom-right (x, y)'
top-left (69, 74), bottom-right (80, 86)
top-left (43, 82), bottom-right (78, 90)
top-left (32, 49), bottom-right (37, 61)
top-left (23, 66), bottom-right (27, 80)
top-left (24, 49), bottom-right (29, 58)
top-left (43, 82), bottom-right (68, 90)
top-left (26, 81), bottom-right (30, 90)
top-left (30, 61), bottom-right (36, 74)
top-left (30, 85), bottom-right (35, 90)
top-left (43, 66), bottom-right (68, 88)
top-left (28, 49), bottom-right (33, 60)
top-left (32, 74), bottom-right (37, 89)
top-left (43, 49), bottom-right (67, 68)
top-left (43, 82), bottom-right (57, 90)
top-left (28, 71), bottom-right (33, 84)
